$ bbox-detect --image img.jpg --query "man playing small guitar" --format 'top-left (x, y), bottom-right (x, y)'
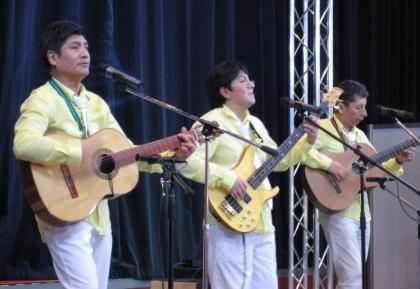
top-left (13, 21), bottom-right (196, 289)
top-left (302, 80), bottom-right (416, 289)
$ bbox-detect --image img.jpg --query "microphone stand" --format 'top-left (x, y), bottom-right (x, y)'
top-left (302, 115), bottom-right (420, 289)
top-left (162, 159), bottom-right (176, 289)
top-left (115, 83), bottom-right (278, 289)
top-left (357, 162), bottom-right (368, 289)
top-left (138, 156), bottom-right (192, 289)
top-left (392, 117), bottom-right (420, 145)
top-left (201, 124), bottom-right (213, 289)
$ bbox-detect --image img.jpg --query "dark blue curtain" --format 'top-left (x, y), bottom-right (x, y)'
top-left (334, 1), bottom-right (418, 127)
top-left (0, 0), bottom-right (290, 280)
top-left (0, 0), bottom-right (418, 281)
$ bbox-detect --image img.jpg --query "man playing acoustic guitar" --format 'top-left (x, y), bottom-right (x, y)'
top-left (180, 61), bottom-right (319, 289)
top-left (303, 80), bottom-right (416, 289)
top-left (13, 20), bottom-right (196, 289)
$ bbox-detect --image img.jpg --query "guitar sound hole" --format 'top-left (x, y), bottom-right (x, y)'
top-left (99, 154), bottom-right (115, 174)
top-left (92, 148), bottom-right (118, 180)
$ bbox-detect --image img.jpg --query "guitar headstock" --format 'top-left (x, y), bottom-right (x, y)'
top-left (189, 122), bottom-right (221, 144)
top-left (320, 87), bottom-right (343, 118)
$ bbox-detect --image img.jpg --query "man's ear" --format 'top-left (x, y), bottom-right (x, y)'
top-left (46, 50), bottom-right (58, 67)
top-left (336, 101), bottom-right (346, 114)
top-left (219, 86), bottom-right (231, 100)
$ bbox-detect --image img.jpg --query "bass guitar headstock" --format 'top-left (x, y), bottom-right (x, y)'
top-left (320, 86), bottom-right (343, 119)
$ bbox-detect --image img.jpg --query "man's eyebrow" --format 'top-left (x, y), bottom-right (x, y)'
top-left (67, 40), bottom-right (89, 46)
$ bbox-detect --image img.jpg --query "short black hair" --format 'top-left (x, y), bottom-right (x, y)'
top-left (206, 61), bottom-right (249, 109)
top-left (40, 20), bottom-right (85, 69)
top-left (336, 79), bottom-right (369, 106)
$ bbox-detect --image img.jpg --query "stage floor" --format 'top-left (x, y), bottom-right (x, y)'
top-left (0, 278), bottom-right (149, 289)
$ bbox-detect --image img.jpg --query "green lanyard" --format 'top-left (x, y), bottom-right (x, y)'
top-left (48, 79), bottom-right (87, 137)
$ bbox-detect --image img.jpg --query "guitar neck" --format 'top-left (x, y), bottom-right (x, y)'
top-left (111, 134), bottom-right (184, 168)
top-left (371, 138), bottom-right (418, 165)
top-left (247, 123), bottom-right (307, 188)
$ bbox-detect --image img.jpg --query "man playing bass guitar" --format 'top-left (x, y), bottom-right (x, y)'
top-left (179, 61), bottom-right (319, 289)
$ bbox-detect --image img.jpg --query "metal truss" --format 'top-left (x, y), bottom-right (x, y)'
top-left (287, 1), bottom-right (334, 289)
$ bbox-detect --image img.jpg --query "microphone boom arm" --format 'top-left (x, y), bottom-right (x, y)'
top-left (121, 86), bottom-right (279, 156)
top-left (393, 118), bottom-right (420, 145)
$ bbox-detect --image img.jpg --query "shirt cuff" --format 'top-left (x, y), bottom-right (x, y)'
top-left (306, 148), bottom-right (333, 171)
top-left (66, 138), bottom-right (83, 164)
top-left (299, 138), bottom-right (313, 153)
top-left (215, 169), bottom-right (237, 191)
top-left (137, 162), bottom-right (163, 174)
top-left (321, 156), bottom-right (333, 171)
top-left (387, 158), bottom-right (403, 171)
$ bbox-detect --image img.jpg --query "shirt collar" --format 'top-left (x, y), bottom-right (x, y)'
top-left (333, 114), bottom-right (357, 134)
top-left (52, 77), bottom-right (89, 101)
top-left (221, 104), bottom-right (251, 124)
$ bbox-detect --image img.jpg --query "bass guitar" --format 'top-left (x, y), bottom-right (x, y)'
top-left (209, 101), bottom-right (333, 232)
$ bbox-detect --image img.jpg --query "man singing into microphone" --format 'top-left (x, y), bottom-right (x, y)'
top-left (13, 20), bottom-right (196, 289)
top-left (302, 80), bottom-right (416, 289)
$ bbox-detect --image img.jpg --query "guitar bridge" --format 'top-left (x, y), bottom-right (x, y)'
top-left (327, 174), bottom-right (342, 194)
top-left (219, 200), bottom-right (237, 219)
top-left (61, 164), bottom-right (78, 198)
top-left (219, 195), bottom-right (243, 219)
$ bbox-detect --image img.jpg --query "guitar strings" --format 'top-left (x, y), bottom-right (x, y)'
top-left (66, 140), bottom-right (179, 179)
top-left (62, 131), bottom-right (198, 180)
top-left (249, 124), bottom-right (306, 187)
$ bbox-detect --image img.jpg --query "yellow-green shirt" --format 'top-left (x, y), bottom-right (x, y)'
top-left (303, 115), bottom-right (403, 221)
top-left (179, 104), bottom-right (314, 233)
top-left (13, 79), bottom-right (160, 239)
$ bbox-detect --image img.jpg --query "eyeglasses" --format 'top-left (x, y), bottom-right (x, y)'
top-left (232, 76), bottom-right (255, 86)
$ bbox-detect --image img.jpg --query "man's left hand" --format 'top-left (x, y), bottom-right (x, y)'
top-left (173, 127), bottom-right (197, 160)
top-left (396, 146), bottom-right (416, 164)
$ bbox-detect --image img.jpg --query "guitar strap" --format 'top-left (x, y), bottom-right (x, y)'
top-left (249, 120), bottom-right (273, 205)
top-left (249, 121), bottom-right (263, 142)
top-left (49, 79), bottom-right (88, 138)
top-left (330, 117), bottom-right (347, 151)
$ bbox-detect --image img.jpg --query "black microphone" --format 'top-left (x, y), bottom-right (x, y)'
top-left (99, 63), bottom-right (144, 90)
top-left (280, 98), bottom-right (323, 114)
top-left (374, 105), bottom-right (414, 119)
top-left (366, 177), bottom-right (394, 182)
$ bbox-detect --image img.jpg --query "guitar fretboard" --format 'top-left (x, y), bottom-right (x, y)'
top-left (247, 122), bottom-right (307, 189)
top-left (370, 138), bottom-right (417, 166)
top-left (110, 129), bottom-right (200, 168)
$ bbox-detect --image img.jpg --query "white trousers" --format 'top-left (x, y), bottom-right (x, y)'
top-left (319, 213), bottom-right (370, 289)
top-left (44, 221), bottom-right (112, 289)
top-left (208, 223), bottom-right (278, 289)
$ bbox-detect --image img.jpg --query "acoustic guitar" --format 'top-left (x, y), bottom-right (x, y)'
top-left (20, 127), bottom-right (210, 226)
top-left (302, 138), bottom-right (418, 213)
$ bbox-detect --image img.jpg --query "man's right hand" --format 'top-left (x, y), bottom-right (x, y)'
top-left (303, 115), bottom-right (319, 145)
top-left (327, 160), bottom-right (349, 181)
top-left (230, 176), bottom-right (247, 200)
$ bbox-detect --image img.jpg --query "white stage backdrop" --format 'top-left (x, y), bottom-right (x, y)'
top-left (368, 123), bottom-right (420, 289)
